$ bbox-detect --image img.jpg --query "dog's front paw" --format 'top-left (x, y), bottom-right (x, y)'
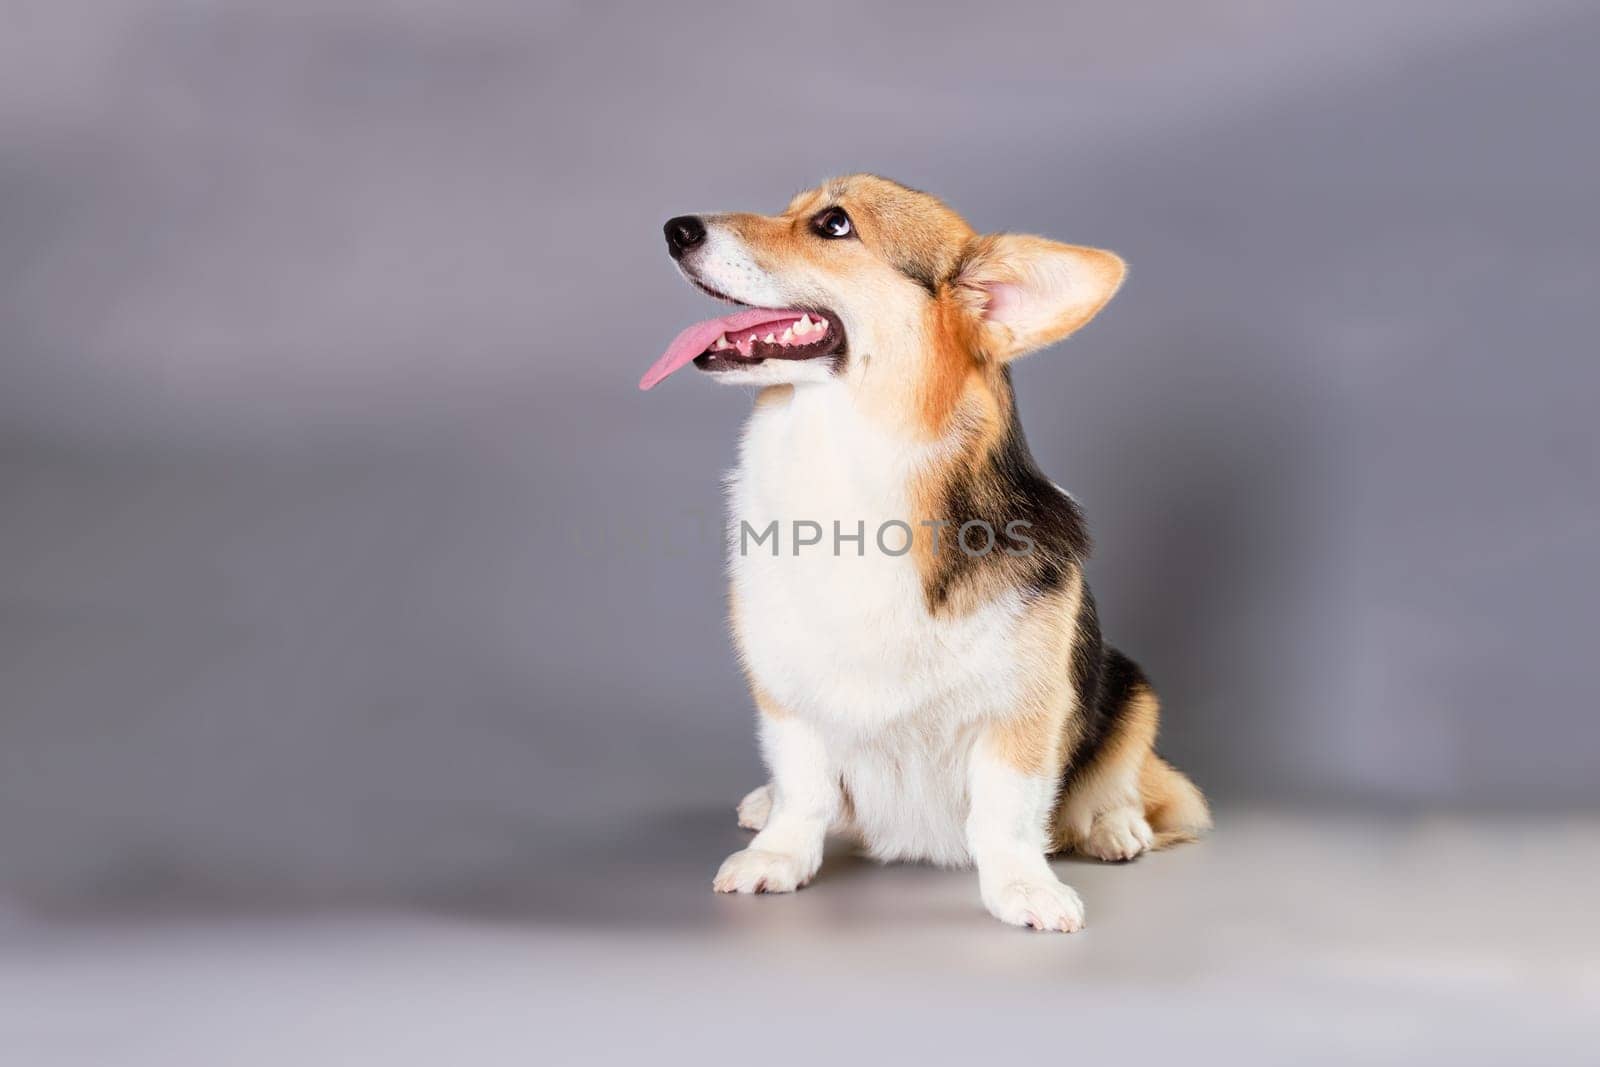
top-left (982, 876), bottom-right (1085, 933)
top-left (713, 848), bottom-right (815, 894)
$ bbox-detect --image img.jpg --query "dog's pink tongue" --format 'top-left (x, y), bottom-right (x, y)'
top-left (639, 308), bottom-right (802, 391)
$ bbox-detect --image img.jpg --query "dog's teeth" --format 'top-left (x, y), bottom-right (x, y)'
top-left (796, 315), bottom-right (813, 334)
top-left (763, 333), bottom-right (776, 344)
top-left (780, 327), bottom-right (794, 343)
top-left (712, 334), bottom-right (730, 350)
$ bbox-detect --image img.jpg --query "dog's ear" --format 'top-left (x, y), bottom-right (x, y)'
top-left (950, 234), bottom-right (1126, 362)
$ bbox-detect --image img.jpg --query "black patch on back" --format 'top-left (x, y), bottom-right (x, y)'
top-left (924, 367), bottom-right (1092, 610)
top-left (1069, 586), bottom-right (1105, 726)
top-left (1063, 641), bottom-right (1150, 789)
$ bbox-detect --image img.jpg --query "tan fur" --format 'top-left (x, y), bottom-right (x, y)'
top-left (721, 175), bottom-right (973, 309)
top-left (789, 175), bottom-right (975, 293)
top-left (753, 384), bottom-right (793, 410)
top-left (914, 294), bottom-right (982, 437)
top-left (752, 684), bottom-right (790, 720)
top-left (1140, 753), bottom-right (1214, 847)
top-left (988, 708), bottom-right (1062, 777)
top-left (987, 571), bottom-right (1084, 776)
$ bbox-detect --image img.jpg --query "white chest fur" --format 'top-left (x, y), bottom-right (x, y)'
top-left (726, 385), bottom-right (1026, 864)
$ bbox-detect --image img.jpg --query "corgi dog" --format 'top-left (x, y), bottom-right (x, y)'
top-left (640, 175), bottom-right (1210, 932)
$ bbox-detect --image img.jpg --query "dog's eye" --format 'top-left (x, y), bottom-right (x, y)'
top-left (811, 207), bottom-right (854, 239)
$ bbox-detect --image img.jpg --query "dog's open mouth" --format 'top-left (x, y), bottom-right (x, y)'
top-left (639, 306), bottom-right (845, 390)
top-left (692, 310), bottom-right (844, 377)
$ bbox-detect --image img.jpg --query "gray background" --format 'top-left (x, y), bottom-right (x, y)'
top-left (2, 0), bottom-right (1598, 913)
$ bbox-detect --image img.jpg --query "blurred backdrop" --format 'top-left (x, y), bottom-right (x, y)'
top-left (1, 0), bottom-right (1597, 914)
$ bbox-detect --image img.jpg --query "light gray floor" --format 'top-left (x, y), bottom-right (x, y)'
top-left (3, 808), bottom-right (1596, 1066)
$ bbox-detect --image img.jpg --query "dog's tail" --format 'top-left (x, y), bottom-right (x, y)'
top-left (1141, 753), bottom-right (1212, 849)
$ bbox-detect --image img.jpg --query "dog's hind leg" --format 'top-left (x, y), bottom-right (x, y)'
top-left (1055, 651), bottom-right (1210, 861)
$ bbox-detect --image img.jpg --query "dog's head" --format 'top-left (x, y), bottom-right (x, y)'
top-left (642, 174), bottom-right (1124, 433)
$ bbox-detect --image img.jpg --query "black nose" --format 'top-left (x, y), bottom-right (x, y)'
top-left (664, 215), bottom-right (706, 258)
